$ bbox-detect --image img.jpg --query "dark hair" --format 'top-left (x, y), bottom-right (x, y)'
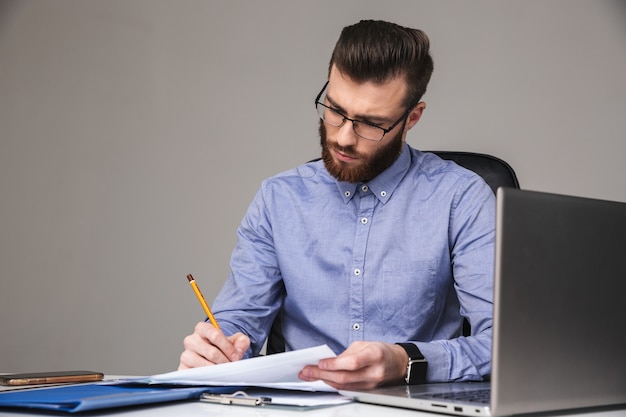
top-left (329, 20), bottom-right (434, 107)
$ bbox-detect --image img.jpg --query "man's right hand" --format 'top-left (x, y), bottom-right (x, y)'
top-left (178, 321), bottom-right (250, 370)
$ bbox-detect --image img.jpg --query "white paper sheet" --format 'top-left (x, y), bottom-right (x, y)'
top-left (142, 345), bottom-right (337, 392)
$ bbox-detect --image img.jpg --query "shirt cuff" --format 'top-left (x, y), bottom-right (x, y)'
top-left (412, 341), bottom-right (450, 382)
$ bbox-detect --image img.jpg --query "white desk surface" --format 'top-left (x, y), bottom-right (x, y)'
top-left (1, 400), bottom-right (625, 417)
top-left (0, 376), bottom-right (624, 417)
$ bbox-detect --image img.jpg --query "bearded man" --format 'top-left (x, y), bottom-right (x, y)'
top-left (179, 20), bottom-right (494, 390)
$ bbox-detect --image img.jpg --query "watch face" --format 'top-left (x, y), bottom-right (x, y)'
top-left (396, 343), bottom-right (427, 384)
top-left (407, 359), bottom-right (428, 385)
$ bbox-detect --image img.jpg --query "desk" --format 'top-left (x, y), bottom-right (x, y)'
top-left (0, 377), bottom-right (624, 417)
top-left (1, 401), bottom-right (625, 417)
top-left (1, 398), bottom-right (624, 417)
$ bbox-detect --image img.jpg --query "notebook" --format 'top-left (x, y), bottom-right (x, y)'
top-left (340, 187), bottom-right (626, 416)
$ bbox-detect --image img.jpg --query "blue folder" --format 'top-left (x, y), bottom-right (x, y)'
top-left (0, 382), bottom-right (236, 413)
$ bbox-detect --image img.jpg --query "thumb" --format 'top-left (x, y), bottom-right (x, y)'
top-left (230, 333), bottom-right (251, 359)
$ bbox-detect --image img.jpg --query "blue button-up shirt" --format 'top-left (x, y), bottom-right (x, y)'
top-left (212, 144), bottom-right (495, 382)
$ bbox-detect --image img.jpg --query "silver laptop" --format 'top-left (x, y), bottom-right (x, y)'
top-left (341, 188), bottom-right (626, 416)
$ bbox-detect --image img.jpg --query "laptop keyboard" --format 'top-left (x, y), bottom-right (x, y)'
top-left (425, 388), bottom-right (491, 404)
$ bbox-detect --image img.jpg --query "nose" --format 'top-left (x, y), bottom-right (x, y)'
top-left (335, 120), bottom-right (359, 148)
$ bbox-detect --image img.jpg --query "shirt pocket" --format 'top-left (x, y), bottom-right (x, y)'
top-left (382, 258), bottom-right (437, 327)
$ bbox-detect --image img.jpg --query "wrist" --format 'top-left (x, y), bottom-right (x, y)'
top-left (393, 343), bottom-right (411, 382)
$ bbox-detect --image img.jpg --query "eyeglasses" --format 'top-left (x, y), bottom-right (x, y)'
top-left (314, 81), bottom-right (414, 142)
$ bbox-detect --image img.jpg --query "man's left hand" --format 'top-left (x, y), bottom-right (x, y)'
top-left (298, 341), bottom-right (409, 390)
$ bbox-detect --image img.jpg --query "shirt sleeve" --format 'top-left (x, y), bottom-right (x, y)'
top-left (211, 185), bottom-right (285, 357)
top-left (413, 174), bottom-right (495, 382)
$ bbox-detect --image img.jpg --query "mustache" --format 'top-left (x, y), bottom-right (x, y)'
top-left (328, 142), bottom-right (362, 159)
top-left (333, 144), bottom-right (357, 157)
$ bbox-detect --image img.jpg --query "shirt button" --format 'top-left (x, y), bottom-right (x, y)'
top-left (344, 191), bottom-right (351, 197)
top-left (380, 191), bottom-right (387, 197)
top-left (361, 185), bottom-right (369, 192)
top-left (360, 217), bottom-right (368, 225)
top-left (352, 323), bottom-right (361, 331)
top-left (354, 268), bottom-right (361, 276)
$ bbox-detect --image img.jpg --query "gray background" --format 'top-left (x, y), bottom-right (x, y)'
top-left (1, 0), bottom-right (624, 375)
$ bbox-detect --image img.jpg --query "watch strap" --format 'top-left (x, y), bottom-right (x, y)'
top-left (396, 342), bottom-right (428, 385)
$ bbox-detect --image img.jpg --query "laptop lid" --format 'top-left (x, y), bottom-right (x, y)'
top-left (491, 188), bottom-right (626, 416)
top-left (341, 188), bottom-right (626, 417)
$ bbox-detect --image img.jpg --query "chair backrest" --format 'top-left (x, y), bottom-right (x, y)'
top-left (427, 151), bottom-right (520, 194)
top-left (266, 151), bottom-right (520, 353)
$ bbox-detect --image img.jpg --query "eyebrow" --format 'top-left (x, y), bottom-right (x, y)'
top-left (325, 93), bottom-right (395, 126)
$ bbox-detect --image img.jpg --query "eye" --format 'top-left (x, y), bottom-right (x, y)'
top-left (360, 120), bottom-right (384, 129)
top-left (325, 107), bottom-right (345, 121)
top-left (358, 123), bottom-right (383, 133)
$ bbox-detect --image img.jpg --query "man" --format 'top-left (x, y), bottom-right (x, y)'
top-left (179, 20), bottom-right (494, 390)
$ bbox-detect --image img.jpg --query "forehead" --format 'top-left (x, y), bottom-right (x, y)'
top-left (326, 65), bottom-right (408, 117)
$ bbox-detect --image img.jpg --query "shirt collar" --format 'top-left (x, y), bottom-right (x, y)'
top-left (335, 143), bottom-right (412, 204)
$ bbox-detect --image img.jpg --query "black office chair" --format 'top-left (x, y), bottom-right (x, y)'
top-left (266, 151), bottom-right (520, 353)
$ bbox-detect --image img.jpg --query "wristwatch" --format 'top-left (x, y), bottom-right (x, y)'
top-left (396, 343), bottom-right (428, 385)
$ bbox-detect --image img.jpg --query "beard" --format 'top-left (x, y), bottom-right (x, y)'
top-left (319, 120), bottom-right (406, 183)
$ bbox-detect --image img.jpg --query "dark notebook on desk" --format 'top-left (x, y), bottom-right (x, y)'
top-left (341, 188), bottom-right (626, 416)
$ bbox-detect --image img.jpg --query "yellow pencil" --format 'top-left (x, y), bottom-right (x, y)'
top-left (186, 274), bottom-right (220, 330)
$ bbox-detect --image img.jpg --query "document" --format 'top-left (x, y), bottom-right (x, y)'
top-left (0, 345), bottom-right (347, 413)
top-left (142, 344), bottom-right (337, 392)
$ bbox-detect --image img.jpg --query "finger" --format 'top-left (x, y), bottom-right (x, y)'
top-left (318, 342), bottom-right (376, 371)
top-left (202, 330), bottom-right (241, 363)
top-left (179, 348), bottom-right (214, 370)
top-left (299, 365), bottom-right (375, 390)
top-left (184, 322), bottom-right (236, 364)
top-left (318, 354), bottom-right (362, 372)
top-left (230, 333), bottom-right (251, 359)
top-left (197, 323), bottom-right (252, 362)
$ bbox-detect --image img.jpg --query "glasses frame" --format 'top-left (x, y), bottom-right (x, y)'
top-left (314, 81), bottom-right (415, 142)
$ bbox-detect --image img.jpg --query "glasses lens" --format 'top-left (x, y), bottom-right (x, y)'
top-left (353, 123), bottom-right (385, 141)
top-left (317, 103), bottom-right (344, 127)
top-left (315, 102), bottom-right (386, 141)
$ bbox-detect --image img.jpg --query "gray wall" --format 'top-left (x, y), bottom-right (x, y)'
top-left (1, 0), bottom-right (624, 375)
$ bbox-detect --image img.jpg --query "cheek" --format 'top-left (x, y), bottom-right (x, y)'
top-left (357, 141), bottom-right (384, 159)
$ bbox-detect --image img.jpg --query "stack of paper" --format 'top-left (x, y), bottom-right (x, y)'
top-left (143, 344), bottom-right (338, 392)
top-left (0, 344), bottom-right (351, 412)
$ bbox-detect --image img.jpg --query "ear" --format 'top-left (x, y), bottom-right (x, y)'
top-left (404, 102), bottom-right (426, 131)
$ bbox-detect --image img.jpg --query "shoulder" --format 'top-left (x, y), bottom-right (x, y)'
top-left (258, 158), bottom-right (334, 197)
top-left (406, 147), bottom-right (495, 212)
top-left (411, 149), bottom-right (477, 180)
top-left (407, 147), bottom-right (486, 189)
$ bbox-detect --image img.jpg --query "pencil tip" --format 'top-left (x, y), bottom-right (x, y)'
top-left (186, 274), bottom-right (194, 282)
